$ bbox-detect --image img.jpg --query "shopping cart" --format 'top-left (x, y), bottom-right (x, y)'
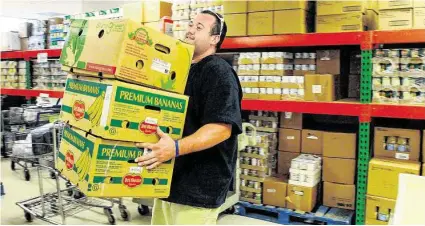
top-left (16, 122), bottom-right (130, 225)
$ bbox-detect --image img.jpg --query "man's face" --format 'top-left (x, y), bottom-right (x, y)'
top-left (185, 13), bottom-right (219, 56)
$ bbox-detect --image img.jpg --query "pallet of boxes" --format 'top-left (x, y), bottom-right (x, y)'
top-left (56, 17), bottom-right (194, 198)
top-left (366, 127), bottom-right (423, 225)
top-left (239, 111), bottom-right (279, 204)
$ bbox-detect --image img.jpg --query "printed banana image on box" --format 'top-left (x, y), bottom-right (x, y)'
top-left (57, 125), bottom-right (174, 198)
top-left (60, 19), bottom-right (194, 94)
top-left (60, 75), bottom-right (189, 143)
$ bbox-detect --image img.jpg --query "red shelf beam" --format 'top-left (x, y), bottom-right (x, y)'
top-left (1, 49), bottom-right (62, 60)
top-left (0, 88), bottom-right (64, 98)
top-left (371, 104), bottom-right (425, 120)
top-left (242, 100), bottom-right (363, 117)
top-left (373, 29), bottom-right (425, 44)
top-left (222, 32), bottom-right (366, 49)
top-left (0, 51), bottom-right (24, 59)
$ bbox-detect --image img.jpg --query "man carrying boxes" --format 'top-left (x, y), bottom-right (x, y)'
top-left (58, 8), bottom-right (242, 225)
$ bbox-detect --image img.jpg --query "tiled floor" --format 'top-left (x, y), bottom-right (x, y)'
top-left (0, 158), bottom-right (277, 225)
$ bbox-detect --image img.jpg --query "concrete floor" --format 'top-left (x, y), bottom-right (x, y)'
top-left (0, 158), bottom-right (277, 225)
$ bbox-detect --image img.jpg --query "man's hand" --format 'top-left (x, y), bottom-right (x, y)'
top-left (134, 127), bottom-right (176, 170)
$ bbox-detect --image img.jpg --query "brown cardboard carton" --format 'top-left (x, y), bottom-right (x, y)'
top-left (366, 195), bottom-right (396, 225)
top-left (323, 157), bottom-right (356, 184)
top-left (278, 151), bottom-right (300, 176)
top-left (286, 184), bottom-right (318, 212)
top-left (304, 74), bottom-right (338, 102)
top-left (224, 14), bottom-right (247, 37)
top-left (279, 129), bottom-right (302, 153)
top-left (378, 9), bottom-right (413, 30)
top-left (274, 9), bottom-right (313, 34)
top-left (280, 112), bottom-right (303, 130)
top-left (367, 158), bottom-right (420, 199)
top-left (301, 130), bottom-right (323, 155)
top-left (374, 127), bottom-right (420, 161)
top-left (317, 50), bottom-right (341, 75)
top-left (317, 1), bottom-right (366, 15)
top-left (378, 0), bottom-right (413, 10)
top-left (248, 12), bottom-right (273, 36)
top-left (295, 58), bottom-right (316, 65)
top-left (323, 182), bottom-right (356, 210)
top-left (263, 177), bottom-right (288, 208)
top-left (414, 7), bottom-right (425, 29)
top-left (316, 12), bottom-right (367, 33)
top-left (323, 132), bottom-right (356, 159)
top-left (248, 0), bottom-right (274, 12)
top-left (274, 0), bottom-right (314, 11)
top-left (223, 1), bottom-right (248, 14)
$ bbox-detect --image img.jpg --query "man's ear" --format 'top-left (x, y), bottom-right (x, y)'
top-left (211, 35), bottom-right (220, 46)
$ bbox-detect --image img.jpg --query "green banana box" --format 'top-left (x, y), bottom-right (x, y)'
top-left (57, 125), bottom-right (174, 197)
top-left (60, 75), bottom-right (188, 142)
top-left (59, 18), bottom-right (194, 94)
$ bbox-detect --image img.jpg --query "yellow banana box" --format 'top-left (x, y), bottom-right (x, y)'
top-left (60, 75), bottom-right (188, 142)
top-left (59, 19), bottom-right (194, 94)
top-left (57, 125), bottom-right (174, 197)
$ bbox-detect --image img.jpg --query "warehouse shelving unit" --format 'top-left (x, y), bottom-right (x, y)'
top-left (1, 29), bottom-right (425, 224)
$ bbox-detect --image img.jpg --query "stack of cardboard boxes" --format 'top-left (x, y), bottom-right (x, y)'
top-left (56, 17), bottom-right (194, 198)
top-left (365, 127), bottom-right (423, 225)
top-left (322, 132), bottom-right (357, 210)
top-left (316, 1), bottom-right (368, 33)
top-left (372, 0), bottom-right (425, 30)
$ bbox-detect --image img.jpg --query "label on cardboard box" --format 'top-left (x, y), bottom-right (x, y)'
top-left (323, 182), bottom-right (355, 210)
top-left (378, 9), bottom-right (413, 30)
top-left (395, 152), bottom-right (409, 160)
top-left (312, 85), bottom-right (322, 94)
top-left (57, 126), bottom-right (174, 198)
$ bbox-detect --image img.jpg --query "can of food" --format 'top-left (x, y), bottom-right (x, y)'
top-left (255, 193), bottom-right (262, 201)
top-left (248, 181), bottom-right (254, 188)
top-left (245, 88), bottom-right (252, 94)
top-left (302, 52), bottom-right (309, 59)
top-left (298, 89), bottom-right (305, 96)
top-left (373, 78), bottom-right (382, 86)
top-left (401, 49), bottom-right (410, 58)
top-left (309, 64), bottom-right (316, 71)
top-left (309, 52), bottom-right (316, 59)
top-left (296, 76), bottom-right (304, 84)
top-left (290, 89), bottom-right (298, 95)
top-left (254, 182), bottom-right (260, 189)
top-left (251, 158), bottom-right (257, 166)
top-left (274, 76), bottom-right (282, 83)
top-left (282, 89), bottom-right (290, 95)
top-left (374, 49), bottom-right (384, 57)
top-left (241, 179), bottom-right (246, 187)
top-left (402, 77), bottom-right (411, 86)
top-left (403, 91), bottom-right (412, 100)
top-left (274, 88), bottom-right (282, 95)
top-left (382, 77), bottom-right (391, 86)
top-left (391, 77), bottom-right (401, 86)
top-left (243, 169), bottom-right (249, 175)
top-left (252, 88), bottom-right (259, 94)
top-left (267, 88), bottom-right (274, 94)
top-left (251, 170), bottom-right (258, 177)
top-left (275, 52), bottom-right (283, 58)
top-left (389, 49), bottom-right (400, 58)
top-left (289, 76), bottom-right (297, 83)
top-left (301, 64), bottom-right (309, 71)
top-left (260, 88), bottom-right (267, 94)
top-left (295, 64), bottom-right (302, 70)
top-left (267, 76), bottom-right (274, 82)
top-left (295, 53), bottom-right (302, 59)
top-left (253, 64), bottom-right (260, 70)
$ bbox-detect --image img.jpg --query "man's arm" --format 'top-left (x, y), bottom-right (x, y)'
top-left (134, 123), bottom-right (231, 169)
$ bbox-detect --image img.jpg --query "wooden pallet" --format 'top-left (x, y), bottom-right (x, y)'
top-left (235, 201), bottom-right (354, 225)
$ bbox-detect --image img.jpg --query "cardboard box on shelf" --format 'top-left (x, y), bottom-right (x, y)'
top-left (316, 50), bottom-right (340, 75)
top-left (223, 1), bottom-right (248, 14)
top-left (301, 130), bottom-right (323, 155)
top-left (415, 0), bottom-right (425, 8)
top-left (248, 0), bottom-right (274, 12)
top-left (348, 74), bottom-right (360, 98)
top-left (367, 158), bottom-right (421, 199)
top-left (274, 0), bottom-right (314, 11)
top-left (279, 129), bottom-right (302, 153)
top-left (378, 9), bottom-right (413, 30)
top-left (20, 38), bottom-right (28, 51)
top-left (323, 132), bottom-right (356, 159)
top-left (274, 9), bottom-right (313, 34)
top-left (374, 127), bottom-right (420, 161)
top-left (263, 177), bottom-right (288, 208)
top-left (323, 182), bottom-right (355, 210)
top-left (57, 126), bottom-right (175, 198)
top-left (295, 58), bottom-right (316, 65)
top-left (60, 75), bottom-right (189, 143)
top-left (304, 74), bottom-right (339, 102)
top-left (316, 12), bottom-right (367, 33)
top-left (316, 1), bottom-right (366, 15)
top-left (286, 184), bottom-right (318, 212)
top-left (278, 151), bottom-right (300, 176)
top-left (248, 12), bottom-right (273, 36)
top-left (223, 14), bottom-right (247, 37)
top-left (60, 19), bottom-right (194, 94)
top-left (323, 157), bottom-right (356, 184)
top-left (378, 0), bottom-right (413, 10)
top-left (143, 19), bottom-right (173, 36)
top-left (365, 195), bottom-right (396, 225)
top-left (1, 32), bottom-right (21, 51)
top-left (414, 7), bottom-right (425, 29)
top-left (280, 112), bottom-right (303, 130)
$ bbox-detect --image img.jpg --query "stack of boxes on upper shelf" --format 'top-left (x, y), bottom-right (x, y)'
top-left (0, 61), bottom-right (27, 89)
top-left (172, 0), bottom-right (223, 40)
top-left (56, 9), bottom-right (195, 197)
top-left (236, 49), bottom-right (353, 102)
top-left (47, 18), bottom-right (67, 49)
top-left (365, 127), bottom-right (425, 225)
top-left (240, 110), bottom-right (278, 204)
top-left (372, 48), bottom-right (425, 105)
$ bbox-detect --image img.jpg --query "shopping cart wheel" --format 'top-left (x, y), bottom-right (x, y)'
top-left (11, 161), bottom-right (16, 171)
top-left (24, 211), bottom-right (34, 222)
top-left (66, 182), bottom-right (73, 196)
top-left (119, 205), bottom-right (131, 221)
top-left (137, 205), bottom-right (150, 216)
top-left (104, 208), bottom-right (116, 225)
top-left (24, 169), bottom-right (30, 181)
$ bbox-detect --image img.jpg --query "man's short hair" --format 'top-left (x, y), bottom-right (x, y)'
top-left (200, 10), bottom-right (227, 50)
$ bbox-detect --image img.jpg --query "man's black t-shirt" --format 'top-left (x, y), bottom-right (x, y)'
top-left (162, 55), bottom-right (243, 208)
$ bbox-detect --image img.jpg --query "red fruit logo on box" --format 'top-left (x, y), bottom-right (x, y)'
top-left (123, 175), bottom-right (142, 188)
top-left (139, 117), bottom-right (158, 134)
top-left (65, 151), bottom-right (74, 170)
top-left (72, 100), bottom-right (85, 120)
